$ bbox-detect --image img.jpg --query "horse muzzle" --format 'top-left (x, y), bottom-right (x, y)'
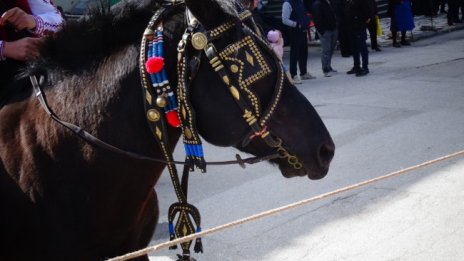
top-left (277, 142), bottom-right (335, 180)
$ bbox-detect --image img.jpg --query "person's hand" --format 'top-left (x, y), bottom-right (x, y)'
top-left (0, 7), bottom-right (37, 31)
top-left (366, 18), bottom-right (371, 24)
top-left (3, 37), bottom-right (43, 61)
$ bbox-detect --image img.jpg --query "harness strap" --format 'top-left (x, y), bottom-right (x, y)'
top-left (203, 43), bottom-right (280, 148)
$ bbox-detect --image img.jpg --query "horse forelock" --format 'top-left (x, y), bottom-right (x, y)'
top-left (216, 0), bottom-right (240, 17)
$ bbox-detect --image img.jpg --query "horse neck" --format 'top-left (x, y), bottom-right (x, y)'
top-left (44, 44), bottom-right (181, 179)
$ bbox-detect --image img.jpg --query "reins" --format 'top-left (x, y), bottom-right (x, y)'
top-left (29, 74), bottom-right (280, 167)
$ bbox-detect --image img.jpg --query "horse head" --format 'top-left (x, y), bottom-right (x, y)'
top-left (184, 0), bottom-right (335, 179)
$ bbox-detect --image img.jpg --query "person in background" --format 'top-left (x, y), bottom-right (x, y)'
top-left (256, 0), bottom-right (268, 11)
top-left (0, 0), bottom-right (63, 92)
top-left (388, 0), bottom-right (415, 47)
top-left (459, 0), bottom-right (464, 21)
top-left (367, 0), bottom-right (381, 51)
top-left (345, 0), bottom-right (372, 77)
top-left (282, 0), bottom-right (316, 84)
top-left (335, 0), bottom-right (352, 57)
top-left (267, 29), bottom-right (294, 82)
top-left (312, 0), bottom-right (338, 77)
top-left (447, 0), bottom-right (463, 25)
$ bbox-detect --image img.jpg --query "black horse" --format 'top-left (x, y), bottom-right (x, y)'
top-left (0, 0), bottom-right (334, 260)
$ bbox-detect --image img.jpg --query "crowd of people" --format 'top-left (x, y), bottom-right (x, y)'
top-left (411, 0), bottom-right (464, 25)
top-left (253, 0), bottom-right (461, 81)
top-left (278, 0), bottom-right (417, 79)
top-left (1, 0), bottom-right (462, 91)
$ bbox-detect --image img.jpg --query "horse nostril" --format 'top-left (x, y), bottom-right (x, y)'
top-left (319, 143), bottom-right (335, 167)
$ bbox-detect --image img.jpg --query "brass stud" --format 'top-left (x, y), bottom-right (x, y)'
top-left (156, 96), bottom-right (167, 108)
top-left (191, 32), bottom-right (208, 50)
top-left (184, 127), bottom-right (193, 139)
top-left (230, 64), bottom-right (239, 73)
top-left (229, 86), bottom-right (240, 100)
top-left (144, 29), bottom-right (154, 40)
top-left (147, 109), bottom-right (160, 122)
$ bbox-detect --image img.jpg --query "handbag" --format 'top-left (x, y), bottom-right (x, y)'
top-left (376, 16), bottom-right (383, 36)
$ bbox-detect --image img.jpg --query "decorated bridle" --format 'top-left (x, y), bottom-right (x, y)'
top-left (139, 1), bottom-right (303, 260)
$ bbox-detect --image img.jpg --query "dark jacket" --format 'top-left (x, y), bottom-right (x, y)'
top-left (312, 0), bottom-right (338, 34)
top-left (346, 0), bottom-right (373, 31)
top-left (387, 0), bottom-right (401, 17)
top-left (286, 0), bottom-right (310, 29)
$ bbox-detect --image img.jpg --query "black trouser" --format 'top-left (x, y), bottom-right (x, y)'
top-left (367, 17), bottom-right (378, 49)
top-left (351, 29), bottom-right (369, 70)
top-left (448, 0), bottom-right (459, 23)
top-left (458, 0), bottom-right (464, 19)
top-left (338, 23), bottom-right (352, 56)
top-left (288, 28), bottom-right (308, 77)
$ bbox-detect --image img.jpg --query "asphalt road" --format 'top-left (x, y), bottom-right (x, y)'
top-left (148, 29), bottom-right (464, 261)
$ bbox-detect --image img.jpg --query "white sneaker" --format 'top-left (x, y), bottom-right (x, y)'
top-left (300, 72), bottom-right (316, 80)
top-left (292, 75), bottom-right (302, 84)
top-left (324, 72), bottom-right (332, 77)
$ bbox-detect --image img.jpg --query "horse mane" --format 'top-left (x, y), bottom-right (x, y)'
top-left (30, 0), bottom-right (240, 75)
top-left (31, 0), bottom-right (160, 74)
top-left (215, 0), bottom-right (240, 17)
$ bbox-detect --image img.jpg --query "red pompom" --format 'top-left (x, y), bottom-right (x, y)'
top-left (166, 110), bottom-right (181, 128)
top-left (145, 56), bottom-right (164, 74)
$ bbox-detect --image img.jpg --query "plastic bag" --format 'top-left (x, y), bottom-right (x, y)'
top-left (376, 16), bottom-right (383, 36)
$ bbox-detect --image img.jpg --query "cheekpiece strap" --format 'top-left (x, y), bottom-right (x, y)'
top-left (140, 7), bottom-right (187, 203)
top-left (203, 43), bottom-right (280, 148)
top-left (177, 18), bottom-right (207, 173)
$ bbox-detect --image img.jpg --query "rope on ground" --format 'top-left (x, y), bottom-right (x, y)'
top-left (107, 149), bottom-right (464, 261)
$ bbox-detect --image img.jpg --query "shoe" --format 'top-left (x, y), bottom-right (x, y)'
top-left (355, 68), bottom-right (369, 77)
top-left (347, 67), bottom-right (361, 74)
top-left (329, 68), bottom-right (338, 73)
top-left (373, 47), bottom-right (382, 52)
top-left (300, 72), bottom-right (316, 80)
top-left (401, 40), bottom-right (411, 46)
top-left (292, 75), bottom-right (302, 84)
top-left (324, 71), bottom-right (332, 77)
top-left (393, 42), bottom-right (401, 48)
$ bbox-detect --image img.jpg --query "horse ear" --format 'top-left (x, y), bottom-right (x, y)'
top-left (185, 0), bottom-right (237, 29)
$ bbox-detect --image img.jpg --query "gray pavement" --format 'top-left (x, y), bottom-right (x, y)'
top-left (148, 28), bottom-right (464, 261)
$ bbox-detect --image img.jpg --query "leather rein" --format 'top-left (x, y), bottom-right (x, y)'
top-left (29, 74), bottom-right (279, 167)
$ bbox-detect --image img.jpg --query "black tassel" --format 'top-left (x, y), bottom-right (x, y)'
top-left (186, 156), bottom-right (195, 171)
top-left (193, 238), bottom-right (203, 253)
top-left (169, 222), bottom-right (177, 250)
top-left (194, 157), bottom-right (207, 173)
top-left (169, 235), bottom-right (178, 250)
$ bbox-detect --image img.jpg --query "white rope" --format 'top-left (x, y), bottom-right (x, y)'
top-left (107, 149), bottom-right (464, 261)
